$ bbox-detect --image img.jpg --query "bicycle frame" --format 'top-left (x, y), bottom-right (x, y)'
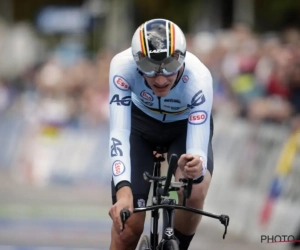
top-left (134, 203), bottom-right (229, 247)
top-left (150, 155), bottom-right (163, 248)
top-left (134, 154), bottom-right (229, 249)
top-left (121, 153), bottom-right (230, 249)
top-left (147, 155), bottom-right (179, 248)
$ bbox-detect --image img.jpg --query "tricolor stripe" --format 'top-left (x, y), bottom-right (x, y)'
top-left (139, 24), bottom-right (147, 56)
top-left (168, 21), bottom-right (175, 55)
top-left (140, 102), bottom-right (189, 115)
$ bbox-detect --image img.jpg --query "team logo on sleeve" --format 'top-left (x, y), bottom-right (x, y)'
top-left (112, 160), bottom-right (125, 176)
top-left (188, 90), bottom-right (206, 109)
top-left (110, 94), bottom-right (131, 106)
top-left (188, 111), bottom-right (207, 125)
top-left (113, 75), bottom-right (130, 90)
top-left (140, 90), bottom-right (153, 101)
top-left (110, 138), bottom-right (123, 157)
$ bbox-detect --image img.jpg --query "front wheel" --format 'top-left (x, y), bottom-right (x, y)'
top-left (162, 239), bottom-right (179, 250)
top-left (137, 235), bottom-right (151, 250)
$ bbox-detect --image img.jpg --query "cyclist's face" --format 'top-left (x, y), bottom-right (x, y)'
top-left (143, 68), bottom-right (181, 97)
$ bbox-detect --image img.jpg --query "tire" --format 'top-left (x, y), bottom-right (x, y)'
top-left (137, 235), bottom-right (151, 250)
top-left (162, 239), bottom-right (179, 250)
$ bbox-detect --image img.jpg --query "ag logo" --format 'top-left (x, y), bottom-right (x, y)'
top-left (110, 138), bottom-right (123, 157)
top-left (113, 76), bottom-right (130, 91)
top-left (188, 111), bottom-right (207, 125)
top-left (188, 90), bottom-right (205, 109)
top-left (112, 160), bottom-right (125, 176)
top-left (110, 94), bottom-right (131, 106)
top-left (140, 90), bottom-right (153, 101)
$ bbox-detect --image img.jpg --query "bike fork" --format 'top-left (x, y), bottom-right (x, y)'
top-left (155, 201), bottom-right (176, 250)
top-left (161, 199), bottom-right (176, 241)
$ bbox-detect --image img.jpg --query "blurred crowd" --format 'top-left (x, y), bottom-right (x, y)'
top-left (0, 49), bottom-right (112, 130)
top-left (1, 23), bottom-right (300, 131)
top-left (191, 24), bottom-right (300, 131)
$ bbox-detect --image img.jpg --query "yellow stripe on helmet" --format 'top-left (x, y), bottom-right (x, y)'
top-left (169, 22), bottom-right (175, 55)
top-left (139, 24), bottom-right (147, 56)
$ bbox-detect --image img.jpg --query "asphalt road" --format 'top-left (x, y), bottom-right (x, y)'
top-left (0, 173), bottom-right (290, 250)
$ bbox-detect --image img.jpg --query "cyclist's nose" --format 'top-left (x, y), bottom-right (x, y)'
top-left (155, 75), bottom-right (168, 85)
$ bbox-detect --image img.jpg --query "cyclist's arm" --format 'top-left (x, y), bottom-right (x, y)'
top-left (186, 68), bottom-right (213, 177)
top-left (109, 57), bottom-right (133, 191)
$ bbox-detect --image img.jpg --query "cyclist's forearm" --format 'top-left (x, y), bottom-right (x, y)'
top-left (109, 129), bottom-right (131, 186)
top-left (116, 186), bottom-right (133, 200)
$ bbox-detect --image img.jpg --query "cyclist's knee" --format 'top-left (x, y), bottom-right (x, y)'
top-left (177, 172), bottom-right (211, 207)
top-left (178, 188), bottom-right (205, 208)
top-left (112, 213), bottom-right (145, 248)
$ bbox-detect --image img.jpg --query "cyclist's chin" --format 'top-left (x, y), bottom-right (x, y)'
top-left (153, 89), bottom-right (170, 97)
top-left (151, 85), bottom-right (172, 97)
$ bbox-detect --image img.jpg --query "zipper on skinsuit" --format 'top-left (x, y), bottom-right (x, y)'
top-left (157, 96), bottom-right (167, 121)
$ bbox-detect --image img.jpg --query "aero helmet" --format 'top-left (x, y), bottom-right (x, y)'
top-left (131, 19), bottom-right (186, 77)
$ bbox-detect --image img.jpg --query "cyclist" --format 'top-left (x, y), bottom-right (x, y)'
top-left (108, 18), bottom-right (214, 250)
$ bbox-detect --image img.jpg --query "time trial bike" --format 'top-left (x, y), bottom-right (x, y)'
top-left (120, 146), bottom-right (230, 250)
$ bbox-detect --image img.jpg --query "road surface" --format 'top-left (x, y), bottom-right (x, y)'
top-left (0, 173), bottom-right (287, 250)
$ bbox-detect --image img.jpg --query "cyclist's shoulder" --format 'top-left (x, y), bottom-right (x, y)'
top-left (185, 51), bottom-right (211, 78)
top-left (110, 48), bottom-right (139, 87)
top-left (182, 52), bottom-right (213, 99)
top-left (110, 47), bottom-right (136, 71)
top-left (183, 53), bottom-right (212, 95)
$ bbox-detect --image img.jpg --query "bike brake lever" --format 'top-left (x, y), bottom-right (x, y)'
top-left (219, 215), bottom-right (230, 239)
top-left (120, 209), bottom-right (130, 231)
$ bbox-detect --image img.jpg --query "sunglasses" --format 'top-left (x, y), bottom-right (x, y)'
top-left (142, 68), bottom-right (180, 78)
top-left (135, 51), bottom-right (184, 77)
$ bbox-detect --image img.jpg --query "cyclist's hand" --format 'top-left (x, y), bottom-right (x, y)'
top-left (109, 186), bottom-right (133, 234)
top-left (178, 154), bottom-right (203, 179)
